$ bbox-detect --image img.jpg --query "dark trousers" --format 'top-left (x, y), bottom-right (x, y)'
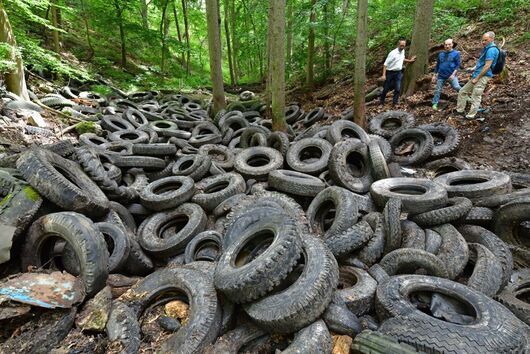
top-left (380, 70), bottom-right (403, 105)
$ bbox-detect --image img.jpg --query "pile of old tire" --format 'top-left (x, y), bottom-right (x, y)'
top-left (0, 91), bottom-right (528, 354)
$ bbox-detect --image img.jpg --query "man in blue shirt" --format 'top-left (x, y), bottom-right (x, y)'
top-left (456, 31), bottom-right (499, 119)
top-left (432, 38), bottom-right (461, 110)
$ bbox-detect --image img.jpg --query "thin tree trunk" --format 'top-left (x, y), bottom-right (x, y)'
top-left (323, 1), bottom-right (331, 74)
top-left (140, 0), bottom-right (149, 29)
top-left (240, 0), bottom-right (262, 81)
top-left (353, 0), bottom-right (367, 127)
top-left (206, 0), bottom-right (226, 115)
top-left (330, 0), bottom-right (349, 69)
top-left (160, 0), bottom-right (170, 75)
top-left (402, 0), bottom-right (435, 96)
top-left (80, 0), bottom-right (94, 60)
top-left (285, 0), bottom-right (293, 78)
top-left (0, 1), bottom-right (30, 100)
top-left (223, 0), bottom-right (235, 86)
top-left (265, 0), bottom-right (274, 117)
top-left (230, 0), bottom-right (238, 82)
top-left (114, 0), bottom-right (127, 67)
top-left (181, 0), bottom-right (191, 75)
top-left (172, 1), bottom-right (184, 66)
top-left (270, 0), bottom-right (287, 132)
top-left (50, 0), bottom-right (60, 53)
top-left (306, 0), bottom-right (316, 89)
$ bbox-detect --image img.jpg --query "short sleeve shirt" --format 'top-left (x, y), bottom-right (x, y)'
top-left (384, 48), bottom-right (405, 71)
top-left (472, 42), bottom-right (499, 79)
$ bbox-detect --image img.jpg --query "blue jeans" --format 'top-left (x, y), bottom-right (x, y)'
top-left (432, 76), bottom-right (461, 105)
top-left (380, 70), bottom-right (402, 105)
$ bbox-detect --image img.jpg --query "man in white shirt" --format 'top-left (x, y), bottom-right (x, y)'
top-left (380, 39), bottom-right (416, 105)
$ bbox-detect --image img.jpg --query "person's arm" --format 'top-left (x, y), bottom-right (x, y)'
top-left (382, 53), bottom-right (392, 79)
top-left (471, 60), bottom-right (492, 83)
top-left (449, 53), bottom-right (460, 80)
top-left (404, 55), bottom-right (416, 63)
top-left (432, 55), bottom-right (440, 82)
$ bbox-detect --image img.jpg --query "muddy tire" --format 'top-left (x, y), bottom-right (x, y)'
top-left (351, 330), bottom-right (420, 354)
top-left (368, 111), bottom-right (415, 138)
top-left (466, 243), bottom-right (502, 296)
top-left (172, 154), bottom-right (212, 182)
top-left (281, 320), bottom-right (332, 354)
top-left (493, 197), bottom-right (530, 248)
top-left (495, 269), bottom-right (530, 325)
top-left (383, 198), bottom-right (402, 253)
top-left (267, 131), bottom-right (290, 157)
top-left (368, 139), bottom-right (390, 181)
top-left (432, 224), bottom-right (469, 280)
top-left (409, 197), bottom-right (473, 227)
top-left (400, 220), bottom-right (426, 250)
top-left (418, 123), bottom-right (460, 159)
top-left (389, 128), bottom-right (434, 166)
top-left (434, 170), bottom-right (511, 199)
top-left (378, 248), bottom-right (449, 278)
top-left (286, 138), bottom-right (332, 175)
top-left (337, 266), bottom-right (378, 316)
top-left (325, 220), bottom-right (373, 259)
top-left (234, 146), bottom-right (283, 180)
top-left (329, 139), bottom-right (373, 193)
top-left (424, 157), bottom-right (472, 177)
top-left (204, 323), bottom-right (266, 354)
top-left (192, 173), bottom-right (246, 211)
top-left (184, 230), bottom-right (222, 264)
top-left (327, 120), bottom-right (370, 145)
top-left (460, 206), bottom-right (494, 227)
top-left (352, 212), bottom-right (386, 266)
top-left (139, 176), bottom-right (195, 211)
top-left (95, 222), bottom-right (131, 273)
top-left (22, 212), bottom-right (109, 296)
top-left (268, 169), bottom-right (325, 197)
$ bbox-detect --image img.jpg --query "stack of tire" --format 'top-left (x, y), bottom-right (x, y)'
top-left (0, 89), bottom-right (528, 354)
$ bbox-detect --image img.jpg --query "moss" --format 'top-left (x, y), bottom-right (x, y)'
top-left (75, 121), bottom-right (98, 135)
top-left (22, 186), bottom-right (40, 202)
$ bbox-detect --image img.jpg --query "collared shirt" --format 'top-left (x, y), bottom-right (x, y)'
top-left (384, 48), bottom-right (405, 71)
top-left (472, 42), bottom-right (499, 79)
top-left (435, 49), bottom-right (461, 80)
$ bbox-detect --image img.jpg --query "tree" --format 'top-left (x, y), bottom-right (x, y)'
top-left (113, 0), bottom-right (127, 67)
top-left (270, 0), bottom-right (287, 132)
top-left (50, 0), bottom-right (60, 53)
top-left (223, 0), bottom-right (235, 86)
top-left (140, 0), bottom-right (149, 29)
top-left (352, 0), bottom-right (367, 127)
top-left (0, 0), bottom-right (29, 100)
top-left (205, 0), bottom-right (226, 116)
top-left (402, 0), bottom-right (435, 97)
top-left (285, 0), bottom-right (293, 77)
top-left (181, 0), bottom-right (191, 74)
top-left (306, 0), bottom-right (316, 89)
top-left (160, 0), bottom-right (170, 75)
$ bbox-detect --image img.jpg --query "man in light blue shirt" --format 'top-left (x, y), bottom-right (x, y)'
top-left (456, 31), bottom-right (499, 119)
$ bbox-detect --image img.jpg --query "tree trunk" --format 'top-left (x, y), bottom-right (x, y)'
top-left (306, 0), bottom-right (316, 89)
top-left (323, 1), bottom-right (331, 74)
top-left (402, 0), bottom-right (435, 97)
top-left (80, 0), bottom-right (94, 60)
top-left (160, 0), bottom-right (170, 75)
top-left (285, 0), bottom-right (293, 78)
top-left (50, 0), bottom-right (60, 53)
top-left (223, 0), bottom-right (234, 86)
top-left (270, 0), bottom-right (287, 132)
top-left (353, 0), bottom-right (367, 127)
top-left (265, 0), bottom-right (273, 118)
top-left (181, 0), bottom-right (191, 75)
top-left (230, 0), bottom-right (238, 82)
top-left (172, 1), bottom-right (184, 66)
top-left (114, 0), bottom-right (127, 67)
top-left (206, 0), bottom-right (226, 116)
top-left (331, 0), bottom-right (349, 69)
top-left (240, 0), bottom-right (262, 81)
top-left (140, 0), bottom-right (149, 29)
top-left (0, 1), bottom-right (30, 101)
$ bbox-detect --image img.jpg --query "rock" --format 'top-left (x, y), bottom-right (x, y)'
top-left (23, 110), bottom-right (47, 128)
top-left (483, 136), bottom-right (495, 144)
top-left (75, 286), bottom-right (112, 331)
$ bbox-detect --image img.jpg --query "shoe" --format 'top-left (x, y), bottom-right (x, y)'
top-left (432, 104), bottom-right (438, 111)
top-left (455, 110), bottom-right (466, 117)
top-left (465, 114), bottom-right (476, 120)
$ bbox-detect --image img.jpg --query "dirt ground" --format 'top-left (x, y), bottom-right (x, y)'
top-left (290, 31), bottom-right (530, 174)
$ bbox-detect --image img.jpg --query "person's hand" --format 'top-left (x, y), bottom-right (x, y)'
top-left (381, 75), bottom-right (386, 81)
top-left (448, 74), bottom-right (454, 80)
top-left (471, 78), bottom-right (478, 84)
top-left (411, 55), bottom-right (417, 62)
top-left (431, 76), bottom-right (437, 83)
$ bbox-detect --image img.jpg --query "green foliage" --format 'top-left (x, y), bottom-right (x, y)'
top-left (75, 121), bottom-right (97, 134)
top-left (0, 43), bottom-right (16, 72)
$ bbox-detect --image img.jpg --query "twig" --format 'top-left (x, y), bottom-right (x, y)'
top-left (60, 123), bottom-right (79, 135)
top-left (34, 101), bottom-right (83, 123)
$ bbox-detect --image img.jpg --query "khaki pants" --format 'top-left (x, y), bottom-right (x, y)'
top-left (456, 76), bottom-right (490, 117)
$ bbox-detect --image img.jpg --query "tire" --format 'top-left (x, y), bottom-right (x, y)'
top-left (17, 148), bottom-right (109, 217)
top-left (122, 267), bottom-right (222, 353)
top-left (466, 243), bottom-right (502, 297)
top-left (352, 212), bottom-right (386, 266)
top-left (460, 206), bottom-right (494, 227)
top-left (172, 154), bottom-right (212, 182)
top-left (369, 134), bottom-right (392, 161)
top-left (303, 107), bottom-right (325, 126)
top-left (457, 225), bottom-right (513, 289)
top-left (124, 237), bottom-right (154, 275)
top-left (79, 133), bottom-right (109, 149)
top-left (368, 111), bottom-right (415, 138)
top-left (123, 107), bottom-right (149, 127)
top-left (327, 120), bottom-right (370, 145)
top-left (383, 198), bottom-right (402, 254)
top-left (424, 229), bottom-right (443, 255)
top-left (268, 169), bottom-right (325, 197)
top-left (184, 230), bottom-right (222, 264)
top-left (100, 115), bottom-right (135, 132)
top-left (400, 220), bottom-right (426, 250)
top-left (375, 275), bottom-right (529, 353)
top-left (212, 193), bottom-right (247, 218)
top-left (139, 176), bottom-right (195, 211)
top-left (493, 197), bottom-right (530, 248)
top-left (474, 188), bottom-right (530, 208)
top-left (351, 330), bottom-right (420, 354)
top-left (234, 147), bottom-right (283, 180)
top-left (325, 220), bottom-right (373, 259)
top-left (389, 128), bottom-right (434, 166)
top-left (370, 177), bottom-right (448, 214)
top-left (432, 224), bottom-right (469, 279)
top-left (22, 212), bottom-right (109, 296)
top-left (267, 131), bottom-right (290, 157)
top-left (409, 197), bottom-right (473, 227)
top-left (239, 126), bottom-right (270, 148)
top-left (214, 213), bottom-right (303, 304)
top-left (281, 320), bottom-right (332, 354)
top-left (192, 173), bottom-right (246, 211)
top-left (242, 235), bottom-right (338, 333)
top-left (132, 143), bottom-right (177, 156)
top-left (388, 162), bottom-right (403, 177)
top-left (138, 203), bottom-right (207, 257)
top-left (95, 222), bottom-right (130, 273)
top-left (108, 129), bottom-right (150, 144)
top-left (329, 139), bottom-right (373, 193)
top-left (286, 138), bottom-right (332, 175)
top-left (337, 266), bottom-right (378, 316)
top-left (322, 296), bottom-right (362, 337)
top-left (189, 122), bottom-right (222, 147)
top-left (424, 157), bottom-right (472, 178)
top-left (378, 248), bottom-right (449, 278)
top-left (104, 154), bottom-right (166, 170)
top-left (198, 144), bottom-right (235, 170)
top-left (495, 269), bottom-right (530, 325)
top-left (204, 323), bottom-right (266, 354)
top-left (306, 186), bottom-right (359, 240)
top-left (418, 123), bottom-right (460, 159)
top-left (434, 170), bottom-right (511, 199)
top-left (107, 201), bottom-right (137, 234)
top-left (368, 139), bottom-right (390, 181)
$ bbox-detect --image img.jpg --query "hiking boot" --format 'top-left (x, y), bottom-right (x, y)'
top-left (465, 114), bottom-right (476, 120)
top-left (432, 104), bottom-right (438, 111)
